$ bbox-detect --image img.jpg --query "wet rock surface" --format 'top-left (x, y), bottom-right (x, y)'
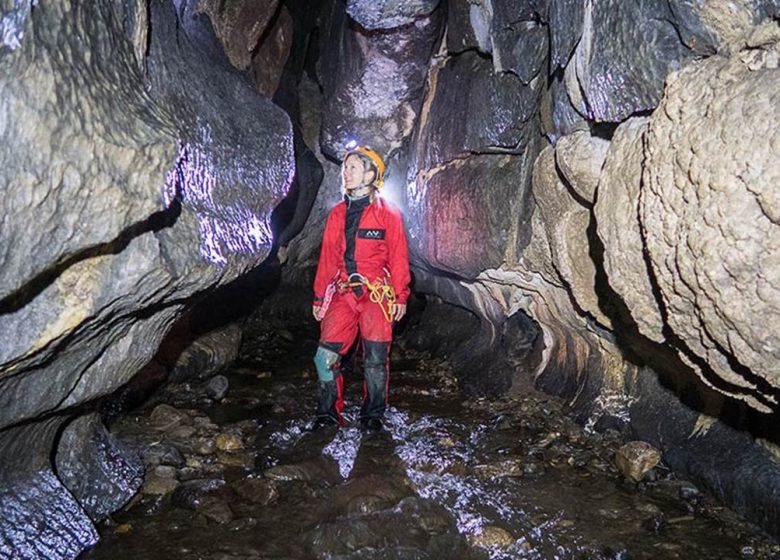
top-left (83, 320), bottom-right (779, 559)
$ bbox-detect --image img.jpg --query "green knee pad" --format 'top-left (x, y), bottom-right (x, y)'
top-left (314, 346), bottom-right (340, 382)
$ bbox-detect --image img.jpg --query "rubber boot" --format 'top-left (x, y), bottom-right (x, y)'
top-left (360, 340), bottom-right (389, 428)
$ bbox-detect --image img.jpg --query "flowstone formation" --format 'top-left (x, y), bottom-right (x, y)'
top-left (0, 0), bottom-right (293, 557)
top-left (275, 0), bottom-right (780, 539)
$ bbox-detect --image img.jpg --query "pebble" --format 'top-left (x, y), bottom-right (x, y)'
top-left (233, 477), bottom-right (279, 506)
top-left (468, 526), bottom-right (515, 549)
top-left (216, 432), bottom-right (244, 452)
top-left (153, 465), bottom-right (177, 479)
top-left (142, 473), bottom-right (179, 496)
top-left (615, 441), bottom-right (661, 482)
top-left (168, 425), bottom-right (197, 439)
top-left (149, 404), bottom-right (190, 431)
top-left (205, 375), bottom-right (229, 400)
top-left (196, 438), bottom-right (218, 455)
top-left (141, 442), bottom-right (185, 468)
top-left (113, 523), bottom-right (132, 535)
top-left (217, 451), bottom-right (254, 468)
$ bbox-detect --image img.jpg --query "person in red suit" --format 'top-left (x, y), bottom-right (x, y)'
top-left (311, 145), bottom-right (411, 431)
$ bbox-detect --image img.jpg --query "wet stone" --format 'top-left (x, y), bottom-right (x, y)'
top-left (216, 450), bottom-right (254, 468)
top-left (198, 496), bottom-right (234, 525)
top-left (615, 441), bottom-right (662, 482)
top-left (141, 472), bottom-right (179, 496)
top-left (474, 458), bottom-right (524, 479)
top-left (171, 478), bottom-right (229, 510)
top-left (196, 438), bottom-right (218, 455)
top-left (141, 442), bottom-right (185, 468)
top-left (205, 375), bottom-right (229, 400)
top-left (264, 461), bottom-right (325, 482)
top-left (467, 525), bottom-right (515, 549)
top-left (149, 404), bottom-right (191, 431)
top-left (215, 432), bottom-right (244, 452)
top-left (153, 465), bottom-right (177, 479)
top-left (168, 425), bottom-right (198, 439)
top-left (233, 477), bottom-right (279, 506)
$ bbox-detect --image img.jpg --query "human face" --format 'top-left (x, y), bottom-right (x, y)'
top-left (342, 154), bottom-right (373, 193)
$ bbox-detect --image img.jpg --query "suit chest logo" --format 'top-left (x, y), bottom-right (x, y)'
top-left (357, 228), bottom-right (386, 240)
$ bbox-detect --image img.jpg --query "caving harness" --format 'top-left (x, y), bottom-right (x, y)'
top-left (320, 271), bottom-right (396, 323)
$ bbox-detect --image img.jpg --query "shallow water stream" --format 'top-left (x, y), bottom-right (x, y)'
top-left (82, 321), bottom-right (779, 560)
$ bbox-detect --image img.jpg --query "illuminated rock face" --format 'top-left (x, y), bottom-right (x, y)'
top-left (0, 0), bottom-right (293, 557)
top-left (318, 0), bottom-right (443, 160)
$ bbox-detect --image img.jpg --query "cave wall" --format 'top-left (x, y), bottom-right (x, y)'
top-left (3, 0), bottom-right (780, 555)
top-left (0, 0), bottom-right (293, 557)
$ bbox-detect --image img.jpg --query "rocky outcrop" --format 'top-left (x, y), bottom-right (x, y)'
top-left (0, 0), bottom-right (293, 557)
top-left (641, 34), bottom-right (780, 411)
top-left (346, 0), bottom-right (441, 30)
top-left (197, 0), bottom-right (281, 71)
top-left (318, 0), bottom-right (444, 160)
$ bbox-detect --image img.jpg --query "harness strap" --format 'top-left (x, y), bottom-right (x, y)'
top-left (339, 273), bottom-right (396, 323)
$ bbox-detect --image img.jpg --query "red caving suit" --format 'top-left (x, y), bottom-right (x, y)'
top-left (313, 194), bottom-right (411, 424)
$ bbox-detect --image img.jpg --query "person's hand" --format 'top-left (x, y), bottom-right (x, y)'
top-left (313, 305), bottom-right (324, 322)
top-left (392, 303), bottom-right (407, 322)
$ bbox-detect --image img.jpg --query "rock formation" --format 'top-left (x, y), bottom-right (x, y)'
top-left (0, 0), bottom-right (292, 556)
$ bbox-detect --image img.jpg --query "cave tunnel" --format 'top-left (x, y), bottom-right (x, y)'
top-left (2, 0), bottom-right (780, 558)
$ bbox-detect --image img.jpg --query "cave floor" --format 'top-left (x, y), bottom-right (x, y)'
top-left (81, 319), bottom-right (779, 560)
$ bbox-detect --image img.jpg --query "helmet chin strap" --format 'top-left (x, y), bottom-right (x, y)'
top-left (346, 182), bottom-right (373, 199)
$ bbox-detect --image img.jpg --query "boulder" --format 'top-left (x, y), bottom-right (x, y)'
top-left (55, 414), bottom-right (144, 519)
top-left (641, 42), bottom-right (780, 411)
top-left (197, 0), bottom-right (281, 70)
top-left (594, 117), bottom-right (664, 343)
top-left (554, 130), bottom-right (609, 204)
top-left (414, 51), bottom-right (541, 171)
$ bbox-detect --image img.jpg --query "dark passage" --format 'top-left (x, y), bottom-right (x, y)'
top-left (81, 315), bottom-right (778, 560)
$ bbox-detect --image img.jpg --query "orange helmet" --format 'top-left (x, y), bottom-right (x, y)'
top-left (345, 145), bottom-right (386, 188)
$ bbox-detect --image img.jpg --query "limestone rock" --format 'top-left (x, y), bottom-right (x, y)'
top-left (414, 51), bottom-right (541, 172)
top-left (409, 154), bottom-right (535, 278)
top-left (55, 414), bottom-right (144, 520)
top-left (489, 0), bottom-right (549, 83)
top-left (0, 1), bottom-right (293, 555)
top-left (197, 0), bottom-right (281, 71)
top-left (318, 0), bottom-right (443, 159)
top-left (250, 5), bottom-right (294, 97)
top-left (615, 441), bottom-right (662, 482)
top-left (594, 117), bottom-right (664, 342)
top-left (641, 46), bottom-right (780, 410)
top-left (532, 146), bottom-right (611, 328)
top-left (346, 0), bottom-right (441, 30)
top-left (564, 0), bottom-right (692, 122)
top-left (549, 0), bottom-right (585, 69)
top-left (554, 130), bottom-right (609, 204)
top-left (169, 325), bottom-right (242, 382)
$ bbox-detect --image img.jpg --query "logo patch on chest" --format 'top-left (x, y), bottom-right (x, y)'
top-left (357, 228), bottom-right (386, 240)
